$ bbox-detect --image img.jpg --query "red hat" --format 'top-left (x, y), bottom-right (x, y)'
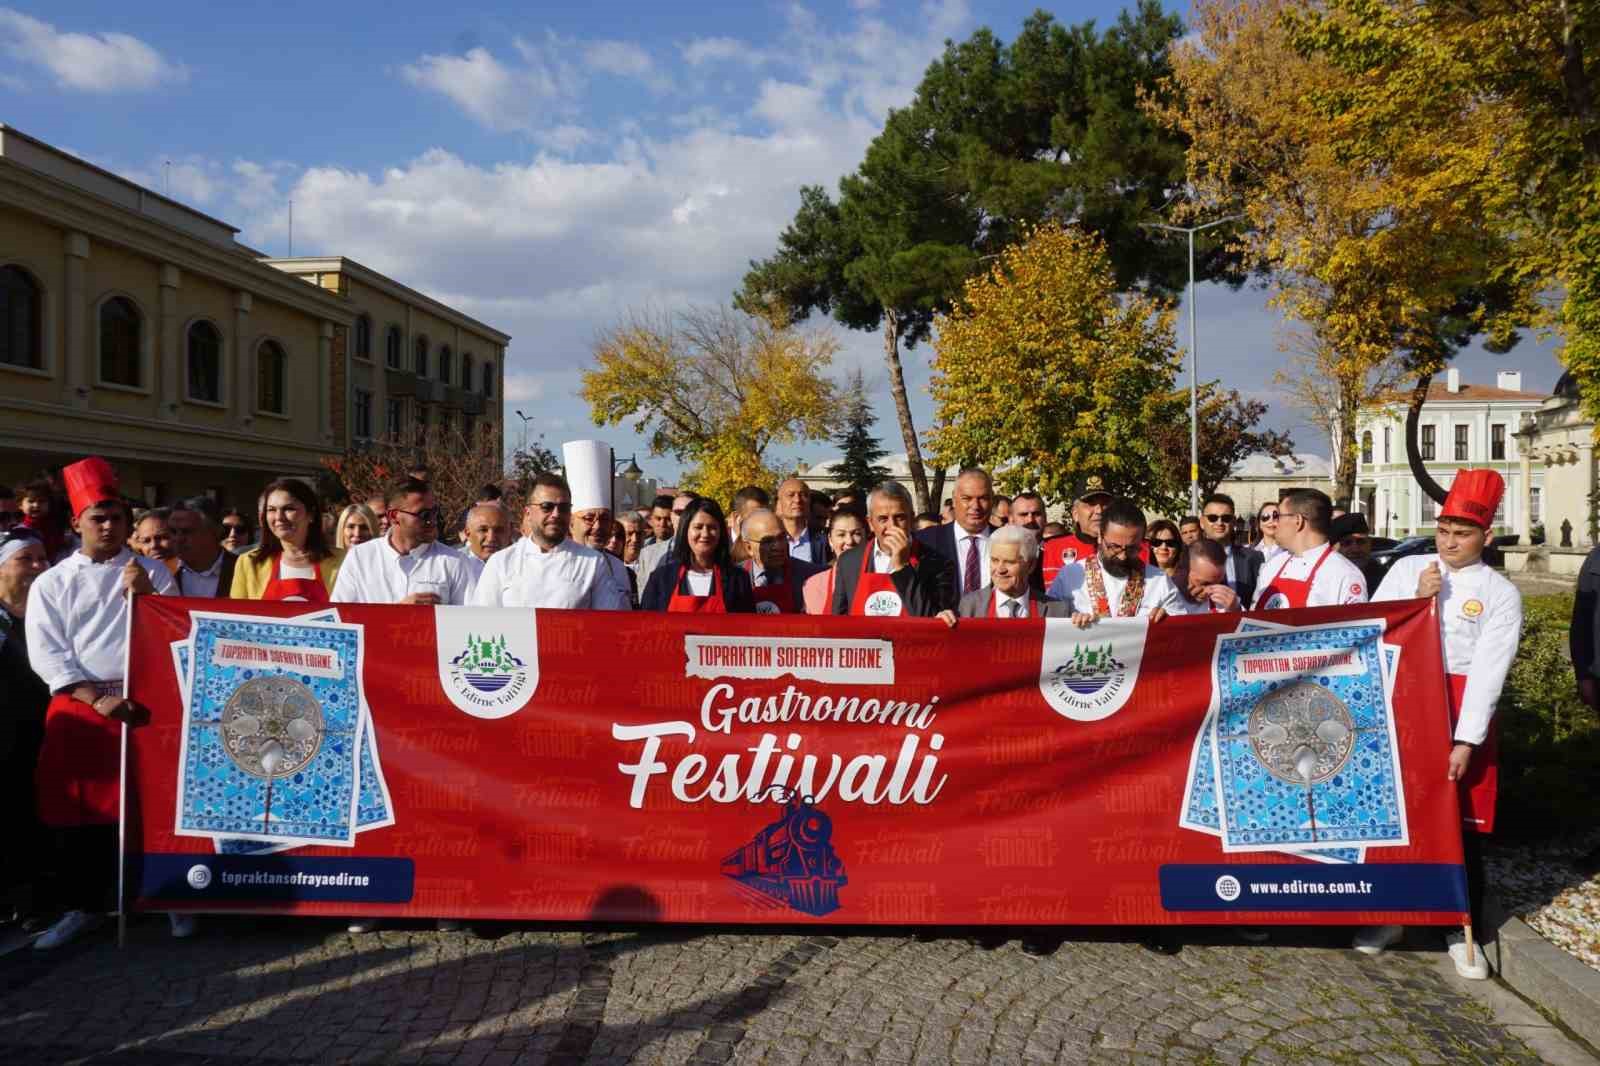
top-left (1439, 469), bottom-right (1503, 529)
top-left (62, 457), bottom-right (120, 518)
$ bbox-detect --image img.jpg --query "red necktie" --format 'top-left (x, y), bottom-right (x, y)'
top-left (964, 535), bottom-right (980, 594)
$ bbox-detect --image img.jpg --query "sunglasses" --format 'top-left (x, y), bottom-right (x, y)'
top-left (1259, 510), bottom-right (1279, 521)
top-left (1150, 538), bottom-right (1179, 548)
top-left (392, 506), bottom-right (441, 524)
top-left (1202, 512), bottom-right (1234, 523)
top-left (533, 501), bottom-right (574, 515)
top-left (221, 523), bottom-right (246, 533)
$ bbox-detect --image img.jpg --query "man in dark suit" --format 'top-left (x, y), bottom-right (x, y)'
top-left (775, 477), bottom-right (829, 565)
top-left (914, 467), bottom-right (994, 610)
top-left (739, 509), bottom-right (826, 613)
top-left (832, 482), bottom-right (953, 616)
top-left (167, 497), bottom-right (237, 598)
top-left (1200, 493), bottom-right (1262, 609)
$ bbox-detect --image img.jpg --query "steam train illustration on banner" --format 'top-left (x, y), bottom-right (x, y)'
top-left (721, 790), bottom-right (848, 917)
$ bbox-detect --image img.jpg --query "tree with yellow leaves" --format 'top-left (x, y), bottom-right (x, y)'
top-left (580, 306), bottom-right (840, 506)
top-left (928, 223), bottom-right (1186, 511)
top-left (1151, 0), bottom-right (1536, 505)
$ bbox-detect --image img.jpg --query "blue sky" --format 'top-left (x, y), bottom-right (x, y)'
top-left (1, 1), bottom-right (1566, 484)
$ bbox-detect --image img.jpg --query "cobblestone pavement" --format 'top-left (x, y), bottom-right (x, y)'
top-left (0, 919), bottom-right (1573, 1065)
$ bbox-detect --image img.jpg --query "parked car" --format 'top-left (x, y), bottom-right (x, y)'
top-left (1367, 532), bottom-right (1505, 588)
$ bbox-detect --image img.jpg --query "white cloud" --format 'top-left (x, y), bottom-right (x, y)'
top-left (680, 36), bottom-right (764, 68)
top-left (400, 35), bottom-right (580, 134)
top-left (583, 40), bottom-right (670, 92)
top-left (502, 373), bottom-right (545, 403)
top-left (0, 8), bottom-right (186, 92)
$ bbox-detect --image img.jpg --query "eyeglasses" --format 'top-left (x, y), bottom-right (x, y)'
top-left (533, 501), bottom-right (573, 515)
top-left (1150, 538), bottom-right (1179, 548)
top-left (392, 506), bottom-right (441, 524)
top-left (1202, 512), bottom-right (1234, 524)
top-left (1100, 540), bottom-right (1141, 555)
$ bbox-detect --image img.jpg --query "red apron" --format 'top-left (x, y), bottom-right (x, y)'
top-left (1253, 545), bottom-right (1333, 610)
top-left (988, 590), bottom-right (1038, 618)
top-left (747, 559), bottom-right (795, 614)
top-left (667, 565), bottom-right (726, 614)
top-left (261, 555), bottom-right (329, 603)
top-left (849, 544), bottom-right (919, 617)
top-left (1446, 673), bottom-right (1498, 834)
top-left (36, 688), bottom-right (121, 826)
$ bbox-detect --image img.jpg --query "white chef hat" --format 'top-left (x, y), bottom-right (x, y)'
top-left (561, 439), bottom-right (613, 513)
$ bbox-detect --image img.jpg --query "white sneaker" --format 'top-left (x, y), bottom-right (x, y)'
top-left (168, 912), bottom-right (197, 939)
top-left (1353, 924), bottom-right (1404, 955)
top-left (1445, 931), bottom-right (1490, 980)
top-left (347, 918), bottom-right (381, 933)
top-left (33, 910), bottom-right (102, 950)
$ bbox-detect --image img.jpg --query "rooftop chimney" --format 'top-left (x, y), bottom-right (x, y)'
top-left (1445, 367), bottom-right (1461, 393)
top-left (1497, 370), bottom-right (1523, 392)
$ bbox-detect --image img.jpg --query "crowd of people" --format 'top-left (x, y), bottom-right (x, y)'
top-left (0, 446), bottom-right (1528, 975)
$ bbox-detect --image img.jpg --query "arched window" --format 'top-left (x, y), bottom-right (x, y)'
top-left (438, 345), bottom-right (453, 383)
top-left (354, 314), bottom-right (372, 361)
top-left (414, 336), bottom-right (429, 377)
top-left (186, 321), bottom-right (222, 403)
top-left (257, 340), bottom-right (287, 414)
top-left (99, 296), bottom-right (142, 387)
top-left (385, 325), bottom-right (402, 369)
top-left (482, 360), bottom-right (495, 398)
top-left (1360, 431), bottom-right (1373, 466)
top-left (461, 353), bottom-right (475, 393)
top-left (0, 265), bottom-right (43, 369)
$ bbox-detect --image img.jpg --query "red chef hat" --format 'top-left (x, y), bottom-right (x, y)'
top-left (1439, 469), bottom-right (1503, 529)
top-left (62, 456), bottom-right (120, 518)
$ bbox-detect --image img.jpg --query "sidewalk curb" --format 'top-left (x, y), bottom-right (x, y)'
top-left (1485, 892), bottom-right (1600, 1052)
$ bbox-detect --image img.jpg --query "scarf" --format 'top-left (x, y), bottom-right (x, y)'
top-left (1083, 554), bottom-right (1143, 618)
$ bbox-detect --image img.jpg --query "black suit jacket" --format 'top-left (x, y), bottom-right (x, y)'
top-left (1225, 545), bottom-right (1265, 611)
top-left (641, 561), bottom-right (757, 613)
top-left (830, 539), bottom-right (954, 616)
top-left (916, 523), bottom-right (1005, 608)
top-left (787, 528), bottom-right (830, 567)
top-left (175, 550), bottom-right (238, 598)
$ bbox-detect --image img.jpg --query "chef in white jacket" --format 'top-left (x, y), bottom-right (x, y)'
top-left (470, 470), bottom-right (630, 610)
top-left (25, 457), bottom-right (184, 949)
top-left (1353, 469), bottom-right (1520, 980)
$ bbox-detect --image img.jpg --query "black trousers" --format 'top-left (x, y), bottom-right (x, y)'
top-left (1464, 830), bottom-right (1487, 934)
top-left (45, 825), bottom-right (118, 914)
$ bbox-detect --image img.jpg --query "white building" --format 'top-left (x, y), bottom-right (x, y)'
top-left (1354, 368), bottom-right (1545, 538)
top-left (1515, 371), bottom-right (1594, 548)
top-left (1213, 452), bottom-right (1333, 520)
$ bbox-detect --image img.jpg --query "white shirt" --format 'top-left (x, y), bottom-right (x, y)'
top-left (468, 537), bottom-right (630, 610)
top-left (26, 547), bottom-right (176, 691)
top-left (954, 524), bottom-right (991, 591)
top-left (684, 570), bottom-right (714, 596)
top-left (331, 536), bottom-right (477, 605)
top-left (177, 550), bottom-right (226, 598)
top-left (636, 539), bottom-right (674, 585)
top-left (597, 550), bottom-right (634, 608)
top-left (1252, 543), bottom-right (1368, 609)
top-left (995, 589), bottom-right (1029, 618)
top-left (1374, 553), bottom-right (1520, 745)
top-left (1048, 561), bottom-right (1179, 617)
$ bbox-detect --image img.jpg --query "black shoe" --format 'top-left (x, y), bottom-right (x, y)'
top-left (1020, 934), bottom-right (1062, 957)
top-left (967, 933), bottom-right (1007, 951)
top-left (1139, 931), bottom-right (1180, 955)
top-left (19, 911), bottom-right (61, 935)
top-left (911, 929), bottom-right (941, 942)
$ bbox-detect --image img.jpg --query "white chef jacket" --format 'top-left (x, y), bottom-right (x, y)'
top-left (26, 547), bottom-right (176, 691)
top-left (331, 536), bottom-right (477, 605)
top-left (1252, 543), bottom-right (1368, 609)
top-left (1373, 553), bottom-right (1520, 746)
top-left (1048, 561), bottom-right (1179, 617)
top-left (468, 537), bottom-right (631, 610)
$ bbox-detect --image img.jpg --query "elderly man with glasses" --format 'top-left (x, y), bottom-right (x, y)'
top-left (1198, 493), bottom-right (1264, 610)
top-left (331, 477), bottom-right (477, 606)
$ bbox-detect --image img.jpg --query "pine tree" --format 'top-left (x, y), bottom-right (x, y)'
top-left (829, 369), bottom-right (891, 495)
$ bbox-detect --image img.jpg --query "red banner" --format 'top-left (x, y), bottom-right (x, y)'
top-left (127, 597), bottom-right (1467, 926)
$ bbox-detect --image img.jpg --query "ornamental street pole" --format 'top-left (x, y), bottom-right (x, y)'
top-left (1142, 215), bottom-right (1244, 517)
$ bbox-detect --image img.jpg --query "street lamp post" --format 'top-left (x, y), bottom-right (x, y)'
top-left (1142, 215), bottom-right (1245, 517)
top-left (609, 449), bottom-right (642, 515)
top-left (513, 409), bottom-right (533, 453)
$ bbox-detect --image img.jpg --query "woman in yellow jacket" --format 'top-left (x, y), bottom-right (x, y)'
top-left (229, 477), bottom-right (343, 602)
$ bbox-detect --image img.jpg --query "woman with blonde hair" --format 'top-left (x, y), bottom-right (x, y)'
top-left (336, 502), bottom-right (380, 550)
